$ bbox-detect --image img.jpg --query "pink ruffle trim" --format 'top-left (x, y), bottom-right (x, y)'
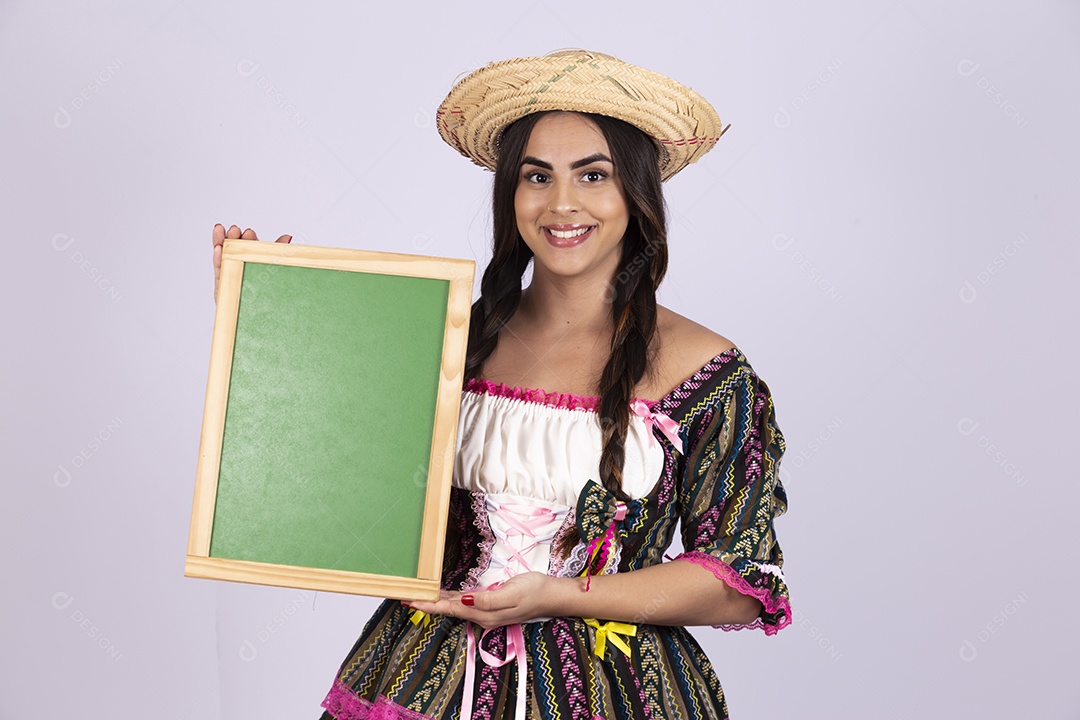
top-left (674, 550), bottom-right (792, 636)
top-left (464, 378), bottom-right (664, 413)
top-left (464, 377), bottom-right (602, 411)
top-left (322, 679), bottom-right (435, 720)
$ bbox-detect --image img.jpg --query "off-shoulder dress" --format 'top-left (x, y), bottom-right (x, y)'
top-left (319, 346), bottom-right (790, 720)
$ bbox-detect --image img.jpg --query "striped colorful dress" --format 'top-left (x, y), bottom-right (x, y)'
top-left (320, 346), bottom-right (790, 720)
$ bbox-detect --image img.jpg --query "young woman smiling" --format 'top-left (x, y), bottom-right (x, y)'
top-left (214, 50), bottom-right (791, 720)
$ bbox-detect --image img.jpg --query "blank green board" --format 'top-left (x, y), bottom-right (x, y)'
top-left (210, 262), bottom-right (449, 579)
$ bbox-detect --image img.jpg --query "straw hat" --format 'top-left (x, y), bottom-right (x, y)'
top-left (436, 50), bottom-right (728, 181)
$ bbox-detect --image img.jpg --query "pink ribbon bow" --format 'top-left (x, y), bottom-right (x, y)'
top-left (580, 501), bottom-right (626, 591)
top-left (630, 399), bottom-right (683, 453)
top-left (460, 500), bottom-right (560, 720)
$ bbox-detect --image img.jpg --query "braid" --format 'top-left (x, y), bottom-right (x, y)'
top-left (444, 113), bottom-right (541, 577)
top-left (558, 112), bottom-right (668, 557)
top-left (550, 217), bottom-right (666, 558)
top-left (596, 244), bottom-right (660, 501)
top-left (463, 111), bottom-right (543, 381)
top-left (590, 111), bottom-right (667, 506)
top-left (463, 244), bottom-right (531, 381)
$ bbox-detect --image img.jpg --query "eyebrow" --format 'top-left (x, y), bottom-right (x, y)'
top-left (520, 153), bottom-right (614, 170)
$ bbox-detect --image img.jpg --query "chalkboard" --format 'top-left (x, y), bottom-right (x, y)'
top-left (185, 240), bottom-right (474, 601)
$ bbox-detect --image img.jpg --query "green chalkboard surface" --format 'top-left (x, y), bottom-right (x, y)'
top-left (187, 240), bottom-right (474, 600)
top-left (210, 264), bottom-right (448, 577)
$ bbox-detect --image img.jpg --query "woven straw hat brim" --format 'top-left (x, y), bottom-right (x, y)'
top-left (437, 50), bottom-right (728, 181)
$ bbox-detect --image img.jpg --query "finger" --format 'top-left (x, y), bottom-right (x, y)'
top-left (212, 223), bottom-right (225, 247)
top-left (240, 227), bottom-right (258, 241)
top-left (406, 599), bottom-right (444, 614)
top-left (409, 594), bottom-right (474, 619)
top-left (226, 224), bottom-right (243, 239)
top-left (275, 234), bottom-right (293, 244)
top-left (468, 590), bottom-right (512, 613)
top-left (472, 592), bottom-right (495, 612)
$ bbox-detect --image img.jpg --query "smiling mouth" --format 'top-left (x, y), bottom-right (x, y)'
top-left (543, 225), bottom-right (595, 247)
top-left (547, 226), bottom-right (591, 239)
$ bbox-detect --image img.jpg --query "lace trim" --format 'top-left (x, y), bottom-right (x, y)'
top-left (546, 506), bottom-right (577, 577)
top-left (674, 550), bottom-right (791, 636)
top-left (463, 378), bottom-right (673, 414)
top-left (464, 378), bottom-right (602, 411)
top-left (560, 539), bottom-right (623, 578)
top-left (322, 680), bottom-right (435, 720)
top-left (463, 347), bottom-right (745, 417)
top-left (462, 490), bottom-right (493, 591)
top-left (653, 346), bottom-right (743, 417)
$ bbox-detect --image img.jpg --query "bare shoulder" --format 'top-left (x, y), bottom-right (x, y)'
top-left (643, 306), bottom-right (737, 400)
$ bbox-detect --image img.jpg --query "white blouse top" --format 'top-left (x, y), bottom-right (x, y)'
top-left (452, 382), bottom-right (667, 589)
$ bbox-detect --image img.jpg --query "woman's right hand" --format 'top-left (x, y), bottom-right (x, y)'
top-left (212, 223), bottom-right (293, 304)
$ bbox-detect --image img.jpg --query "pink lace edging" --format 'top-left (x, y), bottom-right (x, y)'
top-left (674, 550), bottom-right (791, 636)
top-left (464, 377), bottom-right (602, 411)
top-left (322, 679), bottom-right (435, 720)
top-left (462, 489), bottom-right (493, 591)
top-left (463, 378), bottom-right (664, 413)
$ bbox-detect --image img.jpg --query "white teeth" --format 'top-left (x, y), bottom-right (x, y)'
top-left (548, 227), bottom-right (591, 239)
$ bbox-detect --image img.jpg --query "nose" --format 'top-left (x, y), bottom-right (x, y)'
top-left (548, 178), bottom-right (579, 216)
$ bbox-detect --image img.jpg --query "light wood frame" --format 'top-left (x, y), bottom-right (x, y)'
top-left (185, 240), bottom-right (474, 601)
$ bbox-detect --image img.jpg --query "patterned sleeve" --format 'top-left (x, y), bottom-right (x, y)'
top-left (673, 366), bottom-right (791, 635)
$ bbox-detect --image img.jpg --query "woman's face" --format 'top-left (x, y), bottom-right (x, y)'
top-left (514, 112), bottom-right (630, 284)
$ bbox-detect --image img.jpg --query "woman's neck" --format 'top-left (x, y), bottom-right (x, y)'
top-left (516, 269), bottom-right (613, 337)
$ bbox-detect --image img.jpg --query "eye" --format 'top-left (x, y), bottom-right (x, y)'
top-left (582, 169), bottom-right (608, 182)
top-left (523, 170), bottom-right (550, 184)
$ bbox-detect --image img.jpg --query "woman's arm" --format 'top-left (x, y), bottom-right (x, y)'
top-left (407, 560), bottom-right (761, 629)
top-left (551, 559), bottom-right (762, 626)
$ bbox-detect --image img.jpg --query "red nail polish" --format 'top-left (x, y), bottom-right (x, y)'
top-left (461, 595), bottom-right (474, 607)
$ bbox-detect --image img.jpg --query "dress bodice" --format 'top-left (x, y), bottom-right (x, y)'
top-left (323, 347), bottom-right (793, 720)
top-left (452, 379), bottom-right (666, 588)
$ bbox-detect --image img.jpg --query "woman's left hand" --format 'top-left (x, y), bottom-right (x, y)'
top-left (407, 572), bottom-right (555, 629)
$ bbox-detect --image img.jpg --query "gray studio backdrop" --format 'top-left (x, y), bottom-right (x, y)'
top-left (3, 1), bottom-right (1077, 718)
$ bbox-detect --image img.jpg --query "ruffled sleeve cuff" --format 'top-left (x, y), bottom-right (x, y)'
top-left (674, 550), bottom-right (792, 636)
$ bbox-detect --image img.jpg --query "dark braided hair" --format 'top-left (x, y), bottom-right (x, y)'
top-left (461, 111), bottom-right (544, 382)
top-left (444, 111), bottom-right (668, 575)
top-left (470, 110), bottom-right (667, 497)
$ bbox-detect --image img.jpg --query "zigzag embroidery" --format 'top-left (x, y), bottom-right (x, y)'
top-left (723, 484), bottom-right (753, 546)
top-left (679, 367), bottom-right (752, 431)
top-left (664, 630), bottom-right (702, 720)
top-left (653, 636), bottom-right (682, 719)
top-left (413, 624), bottom-right (464, 713)
top-left (533, 627), bottom-right (562, 720)
top-left (347, 609), bottom-right (402, 696)
top-left (387, 618), bottom-right (440, 697)
top-left (655, 351), bottom-right (736, 421)
top-left (610, 656), bottom-right (636, 719)
top-left (584, 639), bottom-right (602, 720)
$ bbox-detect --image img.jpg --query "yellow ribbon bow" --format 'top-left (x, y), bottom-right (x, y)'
top-left (583, 618), bottom-right (637, 659)
top-left (409, 608), bottom-right (433, 628)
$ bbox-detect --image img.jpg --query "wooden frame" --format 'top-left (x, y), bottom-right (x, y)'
top-left (185, 240), bottom-right (474, 601)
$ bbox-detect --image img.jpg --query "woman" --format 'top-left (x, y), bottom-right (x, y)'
top-left (213, 50), bottom-right (790, 720)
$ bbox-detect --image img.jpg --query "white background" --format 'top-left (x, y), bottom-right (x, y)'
top-left (2, 1), bottom-right (1078, 718)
